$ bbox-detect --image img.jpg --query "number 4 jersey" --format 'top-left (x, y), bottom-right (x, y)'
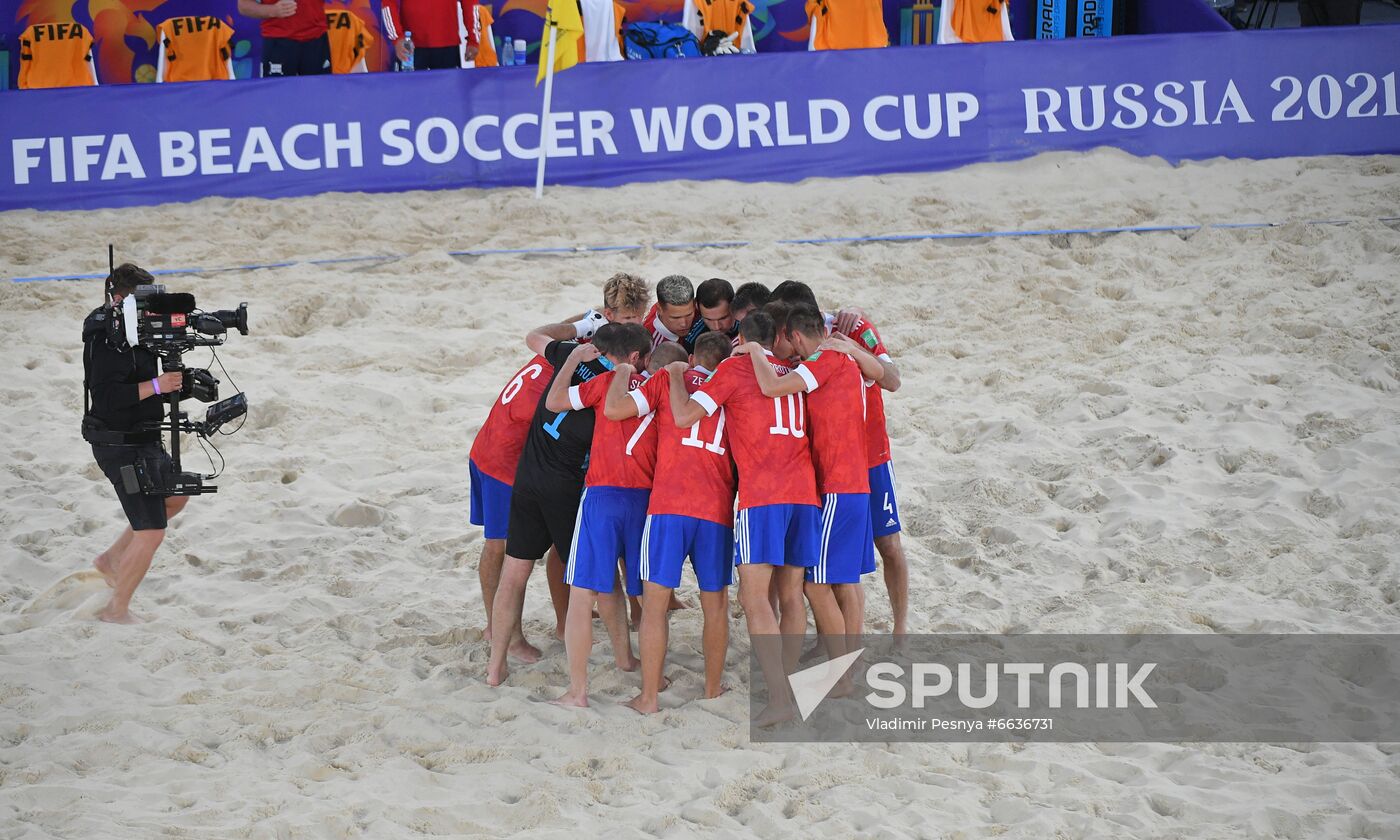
top-left (630, 367), bottom-right (737, 526)
top-left (692, 352), bottom-right (818, 511)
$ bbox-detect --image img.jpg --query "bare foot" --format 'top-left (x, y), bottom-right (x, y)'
top-left (625, 693), bottom-right (660, 715)
top-left (754, 701), bottom-right (797, 728)
top-left (486, 660), bottom-right (509, 687)
top-left (93, 553), bottom-right (118, 588)
top-left (829, 676), bottom-right (856, 699)
top-left (508, 637), bottom-right (542, 663)
top-left (483, 625), bottom-right (493, 644)
top-left (616, 654), bottom-right (640, 672)
top-left (667, 593), bottom-right (689, 611)
top-left (97, 605), bottom-right (143, 625)
top-left (704, 683), bottom-right (730, 700)
top-left (551, 688), bottom-right (589, 708)
top-left (555, 624), bottom-right (566, 641)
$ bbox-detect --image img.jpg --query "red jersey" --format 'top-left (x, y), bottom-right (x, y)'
top-left (693, 353), bottom-right (818, 511)
top-left (826, 313), bottom-right (893, 468)
top-left (468, 355), bottom-right (552, 484)
top-left (570, 370), bottom-right (656, 489)
top-left (795, 351), bottom-right (870, 495)
top-left (380, 0), bottom-right (478, 49)
top-left (631, 367), bottom-right (736, 526)
top-left (259, 0), bottom-right (328, 41)
top-left (643, 302), bottom-right (706, 352)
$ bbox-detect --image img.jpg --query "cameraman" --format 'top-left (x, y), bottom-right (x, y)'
top-left (83, 263), bottom-right (188, 624)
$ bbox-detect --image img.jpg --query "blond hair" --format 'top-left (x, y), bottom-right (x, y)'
top-left (603, 272), bottom-right (650, 313)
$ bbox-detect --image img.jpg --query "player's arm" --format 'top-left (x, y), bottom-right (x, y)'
top-left (737, 341), bottom-right (806, 398)
top-left (526, 321), bottom-right (578, 356)
top-left (238, 0), bottom-right (296, 19)
top-left (603, 364), bottom-right (644, 420)
top-left (667, 361), bottom-right (709, 427)
top-left (822, 332), bottom-right (889, 385)
top-left (834, 307), bottom-right (868, 336)
top-left (544, 343), bottom-right (600, 412)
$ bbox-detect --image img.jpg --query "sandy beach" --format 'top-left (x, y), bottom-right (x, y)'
top-left (1, 149), bottom-right (1398, 838)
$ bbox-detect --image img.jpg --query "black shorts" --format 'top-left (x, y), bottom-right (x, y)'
top-left (92, 444), bottom-right (172, 531)
top-left (262, 35), bottom-right (331, 77)
top-left (505, 479), bottom-right (584, 564)
top-left (410, 46), bottom-right (463, 70)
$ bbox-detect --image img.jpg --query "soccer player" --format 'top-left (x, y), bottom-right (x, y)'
top-left (667, 311), bottom-right (819, 726)
top-left (542, 324), bottom-right (654, 707)
top-left (469, 354), bottom-right (552, 662)
top-left (695, 278), bottom-right (737, 338)
top-left (731, 282), bottom-right (771, 325)
top-left (469, 272), bottom-right (652, 647)
top-left (772, 281), bottom-right (908, 638)
top-left (487, 321), bottom-right (624, 686)
top-left (643, 275), bottom-right (706, 351)
top-left (739, 306), bottom-right (877, 642)
top-left (604, 332), bottom-right (737, 714)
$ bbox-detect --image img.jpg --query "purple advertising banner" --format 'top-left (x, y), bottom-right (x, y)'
top-left (1, 26), bottom-right (1397, 212)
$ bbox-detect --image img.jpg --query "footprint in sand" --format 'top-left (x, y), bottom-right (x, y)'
top-left (10, 570), bottom-right (110, 629)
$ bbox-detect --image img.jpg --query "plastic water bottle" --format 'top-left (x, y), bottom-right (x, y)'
top-left (514, 39), bottom-right (527, 65)
top-left (401, 31), bottom-right (415, 71)
top-left (501, 37), bottom-right (514, 67)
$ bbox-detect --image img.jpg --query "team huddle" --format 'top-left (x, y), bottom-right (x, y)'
top-left (467, 273), bottom-right (908, 723)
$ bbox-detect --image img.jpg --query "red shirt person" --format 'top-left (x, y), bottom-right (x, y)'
top-left (237, 0), bottom-right (331, 76)
top-left (381, 0), bottom-right (480, 70)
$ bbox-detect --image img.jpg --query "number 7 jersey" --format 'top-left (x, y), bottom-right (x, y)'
top-left (692, 353), bottom-right (818, 511)
top-left (630, 367), bottom-right (737, 526)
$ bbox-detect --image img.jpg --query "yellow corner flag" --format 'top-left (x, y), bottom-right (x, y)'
top-left (535, 0), bottom-right (586, 85)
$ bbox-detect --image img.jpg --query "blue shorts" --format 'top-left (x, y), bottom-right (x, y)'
top-left (565, 486), bottom-right (649, 595)
top-left (641, 514), bottom-right (734, 592)
top-left (734, 503), bottom-right (821, 568)
top-left (468, 459), bottom-right (512, 540)
top-left (810, 493), bottom-right (876, 584)
top-left (869, 461), bottom-right (902, 538)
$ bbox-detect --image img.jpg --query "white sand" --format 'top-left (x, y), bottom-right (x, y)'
top-left (1, 150), bottom-right (1399, 838)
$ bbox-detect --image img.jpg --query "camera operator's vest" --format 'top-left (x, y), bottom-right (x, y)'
top-left (82, 307), bottom-right (158, 445)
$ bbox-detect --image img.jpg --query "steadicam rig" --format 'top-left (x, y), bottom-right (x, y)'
top-left (109, 284), bottom-right (251, 496)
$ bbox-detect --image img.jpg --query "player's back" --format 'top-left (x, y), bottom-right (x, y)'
top-left (573, 370), bottom-right (656, 489)
top-left (828, 313), bottom-right (893, 469)
top-left (798, 350), bottom-right (870, 495)
top-left (696, 354), bottom-right (817, 510)
top-left (633, 367), bottom-right (735, 525)
top-left (469, 355), bottom-right (552, 484)
top-left (515, 341), bottom-right (608, 488)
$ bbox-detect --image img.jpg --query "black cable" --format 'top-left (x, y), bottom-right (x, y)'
top-left (206, 344), bottom-right (248, 436)
top-left (193, 428), bottom-right (226, 479)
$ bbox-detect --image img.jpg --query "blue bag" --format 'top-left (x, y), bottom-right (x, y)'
top-left (623, 22), bottom-right (702, 59)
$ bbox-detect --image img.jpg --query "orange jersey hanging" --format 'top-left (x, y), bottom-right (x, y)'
top-left (18, 22), bottom-right (98, 90)
top-left (156, 16), bottom-right (235, 83)
top-left (805, 0), bottom-right (888, 51)
top-left (325, 8), bottom-right (376, 73)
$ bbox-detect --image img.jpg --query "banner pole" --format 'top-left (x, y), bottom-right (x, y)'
top-left (534, 25), bottom-right (559, 200)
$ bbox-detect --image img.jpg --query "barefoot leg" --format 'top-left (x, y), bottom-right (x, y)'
top-left (699, 587), bottom-right (730, 699)
top-left (555, 586), bottom-right (595, 707)
top-left (478, 538), bottom-right (506, 642)
top-left (487, 555), bottom-right (534, 685)
top-left (98, 528), bottom-right (163, 624)
top-left (626, 583), bottom-right (671, 714)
